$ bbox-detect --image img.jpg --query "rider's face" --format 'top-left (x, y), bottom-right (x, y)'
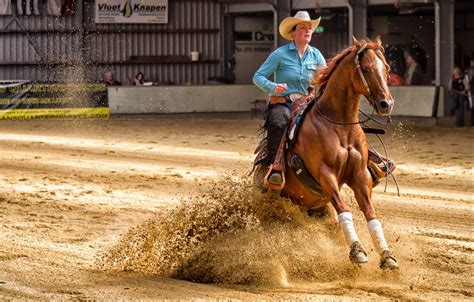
top-left (292, 22), bottom-right (313, 44)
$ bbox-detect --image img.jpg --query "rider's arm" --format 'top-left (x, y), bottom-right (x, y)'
top-left (316, 49), bottom-right (327, 68)
top-left (309, 49), bottom-right (327, 92)
top-left (253, 50), bottom-right (281, 95)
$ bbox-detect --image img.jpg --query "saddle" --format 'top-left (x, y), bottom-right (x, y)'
top-left (255, 96), bottom-right (396, 192)
top-left (263, 96), bottom-right (314, 190)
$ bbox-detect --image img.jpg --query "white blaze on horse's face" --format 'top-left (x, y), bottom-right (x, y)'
top-left (375, 56), bottom-right (385, 77)
top-left (363, 49), bottom-right (394, 116)
top-left (374, 55), bottom-right (394, 115)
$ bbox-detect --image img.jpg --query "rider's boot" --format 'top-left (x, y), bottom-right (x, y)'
top-left (263, 131), bottom-right (287, 191)
top-left (367, 150), bottom-right (396, 187)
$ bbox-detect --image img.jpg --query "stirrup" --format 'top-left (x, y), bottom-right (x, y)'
top-left (263, 164), bottom-right (285, 191)
top-left (269, 172), bottom-right (283, 185)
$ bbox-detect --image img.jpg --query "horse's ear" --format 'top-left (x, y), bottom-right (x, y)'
top-left (352, 36), bottom-right (360, 45)
top-left (375, 35), bottom-right (382, 46)
top-left (352, 36), bottom-right (363, 49)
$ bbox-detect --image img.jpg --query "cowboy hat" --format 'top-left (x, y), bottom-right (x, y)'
top-left (279, 11), bottom-right (321, 41)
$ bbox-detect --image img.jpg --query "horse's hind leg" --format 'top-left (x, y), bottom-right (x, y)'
top-left (319, 171), bottom-right (368, 264)
top-left (349, 172), bottom-right (399, 270)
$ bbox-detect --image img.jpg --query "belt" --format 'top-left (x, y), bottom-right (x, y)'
top-left (269, 93), bottom-right (305, 104)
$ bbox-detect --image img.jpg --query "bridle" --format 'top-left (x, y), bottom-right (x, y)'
top-left (315, 43), bottom-right (372, 125)
top-left (316, 43), bottom-right (380, 125)
top-left (355, 42), bottom-right (390, 111)
top-left (354, 43), bottom-right (372, 103)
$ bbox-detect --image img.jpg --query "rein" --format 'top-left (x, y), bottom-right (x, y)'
top-left (315, 102), bottom-right (371, 125)
top-left (365, 132), bottom-right (401, 196)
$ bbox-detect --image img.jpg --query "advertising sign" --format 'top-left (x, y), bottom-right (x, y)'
top-left (0, 81), bottom-right (109, 120)
top-left (95, 0), bottom-right (168, 24)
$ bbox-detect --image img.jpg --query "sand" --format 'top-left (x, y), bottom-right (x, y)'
top-left (0, 116), bottom-right (472, 300)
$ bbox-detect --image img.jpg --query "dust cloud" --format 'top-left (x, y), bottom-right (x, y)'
top-left (95, 175), bottom-right (374, 285)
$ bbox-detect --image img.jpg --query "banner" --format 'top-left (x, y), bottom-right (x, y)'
top-left (95, 0), bottom-right (168, 24)
top-left (0, 81), bottom-right (109, 120)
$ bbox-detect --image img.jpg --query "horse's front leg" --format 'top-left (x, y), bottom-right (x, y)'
top-left (319, 166), bottom-right (368, 264)
top-left (348, 168), bottom-right (399, 270)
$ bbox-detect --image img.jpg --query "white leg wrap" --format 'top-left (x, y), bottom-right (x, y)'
top-left (368, 219), bottom-right (389, 254)
top-left (338, 212), bottom-right (359, 245)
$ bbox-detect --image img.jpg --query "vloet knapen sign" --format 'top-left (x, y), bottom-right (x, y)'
top-left (95, 0), bottom-right (168, 24)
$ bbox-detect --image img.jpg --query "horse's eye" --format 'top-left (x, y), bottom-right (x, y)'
top-left (364, 68), bottom-right (371, 72)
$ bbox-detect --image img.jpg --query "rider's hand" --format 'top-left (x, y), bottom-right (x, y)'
top-left (274, 83), bottom-right (288, 95)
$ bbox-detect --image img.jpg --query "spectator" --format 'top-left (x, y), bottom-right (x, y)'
top-left (386, 45), bottom-right (406, 86)
top-left (133, 72), bottom-right (145, 86)
top-left (103, 71), bottom-right (121, 86)
top-left (388, 59), bottom-right (406, 86)
top-left (449, 67), bottom-right (471, 127)
top-left (404, 45), bottom-right (426, 85)
top-left (133, 72), bottom-right (154, 86)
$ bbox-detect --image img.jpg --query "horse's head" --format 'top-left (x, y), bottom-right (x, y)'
top-left (352, 36), bottom-right (394, 116)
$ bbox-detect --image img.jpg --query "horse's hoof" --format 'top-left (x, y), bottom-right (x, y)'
top-left (380, 250), bottom-right (399, 270)
top-left (349, 241), bottom-right (368, 264)
top-left (351, 252), bottom-right (368, 264)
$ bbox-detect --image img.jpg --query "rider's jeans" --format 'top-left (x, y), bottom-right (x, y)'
top-left (265, 102), bottom-right (291, 166)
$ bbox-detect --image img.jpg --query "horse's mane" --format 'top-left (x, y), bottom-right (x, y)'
top-left (313, 39), bottom-right (383, 97)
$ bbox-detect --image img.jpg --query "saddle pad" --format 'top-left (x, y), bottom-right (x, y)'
top-left (287, 96), bottom-right (315, 146)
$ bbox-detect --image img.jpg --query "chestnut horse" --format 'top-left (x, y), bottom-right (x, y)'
top-left (256, 37), bottom-right (398, 270)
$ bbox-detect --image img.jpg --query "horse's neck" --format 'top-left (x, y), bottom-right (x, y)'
top-left (317, 64), bottom-right (361, 123)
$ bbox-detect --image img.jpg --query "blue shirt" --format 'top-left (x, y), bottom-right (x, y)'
top-left (253, 42), bottom-right (326, 96)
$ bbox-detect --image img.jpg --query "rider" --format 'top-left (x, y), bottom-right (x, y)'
top-left (253, 11), bottom-right (326, 187)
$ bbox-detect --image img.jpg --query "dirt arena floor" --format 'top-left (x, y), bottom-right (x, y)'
top-left (0, 116), bottom-right (472, 300)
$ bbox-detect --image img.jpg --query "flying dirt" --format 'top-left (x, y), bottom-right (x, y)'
top-left (0, 117), bottom-right (472, 300)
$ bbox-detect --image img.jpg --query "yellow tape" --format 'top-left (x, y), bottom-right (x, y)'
top-left (6, 83), bottom-right (107, 93)
top-left (0, 97), bottom-right (103, 105)
top-left (0, 108), bottom-right (110, 120)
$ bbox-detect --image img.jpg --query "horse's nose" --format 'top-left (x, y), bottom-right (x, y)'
top-left (378, 99), bottom-right (394, 114)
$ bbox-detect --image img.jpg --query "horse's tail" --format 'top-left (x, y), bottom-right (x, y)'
top-left (247, 164), bottom-right (256, 177)
top-left (248, 123), bottom-right (269, 176)
top-left (248, 137), bottom-right (267, 175)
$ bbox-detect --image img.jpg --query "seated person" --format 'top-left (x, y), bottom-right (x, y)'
top-left (134, 72), bottom-right (145, 86)
top-left (388, 70), bottom-right (406, 86)
top-left (133, 72), bottom-right (153, 86)
top-left (103, 71), bottom-right (121, 86)
top-left (387, 59), bottom-right (406, 86)
top-left (386, 46), bottom-right (406, 86)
